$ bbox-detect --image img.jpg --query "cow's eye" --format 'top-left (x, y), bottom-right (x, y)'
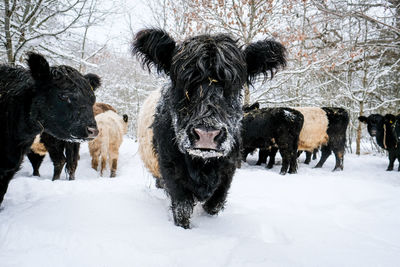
top-left (58, 93), bottom-right (71, 103)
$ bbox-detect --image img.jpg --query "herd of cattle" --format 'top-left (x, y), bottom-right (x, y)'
top-left (0, 28), bottom-right (399, 229)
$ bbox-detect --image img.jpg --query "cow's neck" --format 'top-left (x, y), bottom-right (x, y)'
top-left (3, 90), bottom-right (42, 146)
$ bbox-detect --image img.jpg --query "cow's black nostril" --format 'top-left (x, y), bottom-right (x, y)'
top-left (86, 126), bottom-right (99, 139)
top-left (214, 127), bottom-right (225, 141)
top-left (192, 128), bottom-right (200, 141)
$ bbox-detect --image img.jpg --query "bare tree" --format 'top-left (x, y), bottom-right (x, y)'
top-left (0, 0), bottom-right (91, 64)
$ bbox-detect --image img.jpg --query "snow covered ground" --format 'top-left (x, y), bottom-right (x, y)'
top-left (1, 137), bottom-right (400, 267)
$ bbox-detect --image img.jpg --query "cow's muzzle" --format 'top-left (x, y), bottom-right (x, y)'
top-left (193, 128), bottom-right (221, 150)
top-left (86, 126), bottom-right (99, 140)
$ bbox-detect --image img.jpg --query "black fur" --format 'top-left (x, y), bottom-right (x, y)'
top-left (314, 107), bottom-right (349, 171)
top-left (27, 133), bottom-right (81, 180)
top-left (133, 28), bottom-right (286, 228)
top-left (255, 147), bottom-right (279, 168)
top-left (0, 52), bottom-right (100, 205)
top-left (241, 107), bottom-right (304, 175)
top-left (244, 39), bottom-right (287, 83)
top-left (359, 114), bottom-right (400, 171)
top-left (245, 104), bottom-right (349, 171)
top-left (298, 148), bottom-right (319, 164)
top-left (27, 80), bottom-right (101, 181)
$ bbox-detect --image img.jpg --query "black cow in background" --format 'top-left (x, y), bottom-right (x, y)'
top-left (241, 107), bottom-right (304, 174)
top-left (0, 53), bottom-right (100, 205)
top-left (359, 114), bottom-right (400, 171)
top-left (241, 102), bottom-right (278, 168)
top-left (243, 103), bottom-right (349, 171)
top-left (133, 28), bottom-right (286, 228)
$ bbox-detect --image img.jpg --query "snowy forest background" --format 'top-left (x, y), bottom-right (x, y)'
top-left (1, 0), bottom-right (399, 155)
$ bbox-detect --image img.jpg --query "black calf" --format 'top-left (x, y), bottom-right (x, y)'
top-left (359, 114), bottom-right (400, 171)
top-left (133, 28), bottom-right (286, 228)
top-left (241, 107), bottom-right (304, 174)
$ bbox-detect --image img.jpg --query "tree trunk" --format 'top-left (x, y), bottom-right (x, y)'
top-left (4, 0), bottom-right (14, 64)
top-left (356, 101), bottom-right (364, 155)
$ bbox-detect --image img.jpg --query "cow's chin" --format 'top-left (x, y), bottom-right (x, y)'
top-left (187, 148), bottom-right (225, 159)
top-left (66, 135), bottom-right (95, 143)
top-left (45, 130), bottom-right (93, 143)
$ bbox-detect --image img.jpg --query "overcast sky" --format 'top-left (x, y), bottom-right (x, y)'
top-left (87, 0), bottom-right (155, 52)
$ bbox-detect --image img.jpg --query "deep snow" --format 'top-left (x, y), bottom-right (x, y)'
top-left (1, 137), bottom-right (400, 267)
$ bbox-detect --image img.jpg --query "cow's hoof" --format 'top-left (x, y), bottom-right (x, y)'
top-left (386, 168), bottom-right (393, 171)
top-left (155, 178), bottom-right (165, 189)
top-left (172, 201), bottom-right (193, 229)
top-left (203, 201), bottom-right (224, 216)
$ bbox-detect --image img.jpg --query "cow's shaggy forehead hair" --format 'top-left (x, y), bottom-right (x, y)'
top-left (170, 34), bottom-right (246, 91)
top-left (50, 65), bottom-right (96, 102)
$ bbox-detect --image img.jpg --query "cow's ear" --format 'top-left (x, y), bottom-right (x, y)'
top-left (244, 39), bottom-right (287, 84)
top-left (84, 73), bottom-right (101, 91)
top-left (132, 28), bottom-right (176, 75)
top-left (27, 52), bottom-right (51, 81)
top-left (243, 102), bottom-right (260, 112)
top-left (123, 114), bottom-right (128, 123)
top-left (358, 116), bottom-right (368, 123)
top-left (250, 102), bottom-right (260, 110)
top-left (384, 114), bottom-right (396, 124)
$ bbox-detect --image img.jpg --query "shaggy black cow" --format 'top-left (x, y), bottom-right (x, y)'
top-left (133, 28), bottom-right (286, 228)
top-left (241, 107), bottom-right (304, 174)
top-left (0, 52), bottom-right (100, 205)
top-left (359, 114), bottom-right (400, 171)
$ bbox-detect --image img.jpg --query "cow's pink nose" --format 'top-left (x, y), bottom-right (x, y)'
top-left (194, 128), bottom-right (221, 150)
top-left (87, 126), bottom-right (99, 139)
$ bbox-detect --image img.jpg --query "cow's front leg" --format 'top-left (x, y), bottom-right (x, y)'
top-left (203, 184), bottom-right (230, 216)
top-left (164, 177), bottom-right (194, 229)
top-left (171, 198), bottom-right (194, 229)
top-left (387, 149), bottom-right (395, 171)
top-left (203, 169), bottom-right (233, 215)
